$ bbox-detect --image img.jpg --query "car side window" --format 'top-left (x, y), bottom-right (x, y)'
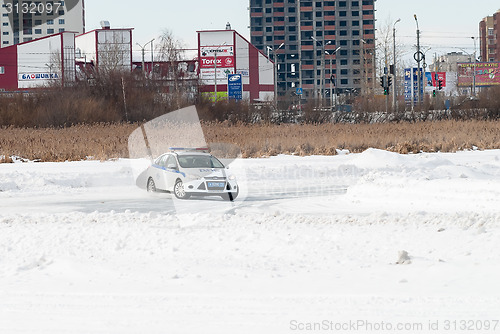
top-left (166, 155), bottom-right (178, 169)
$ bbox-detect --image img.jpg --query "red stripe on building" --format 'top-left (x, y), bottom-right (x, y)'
top-left (248, 44), bottom-right (260, 101)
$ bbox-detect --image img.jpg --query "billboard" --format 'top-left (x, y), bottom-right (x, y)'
top-left (457, 62), bottom-right (500, 87)
top-left (425, 72), bottom-right (446, 88)
top-left (404, 68), bottom-right (424, 105)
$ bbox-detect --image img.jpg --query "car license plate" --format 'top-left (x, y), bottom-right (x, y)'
top-left (207, 182), bottom-right (225, 188)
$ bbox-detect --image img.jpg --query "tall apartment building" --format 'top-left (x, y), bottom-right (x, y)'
top-left (249, 0), bottom-right (376, 99)
top-left (0, 0), bottom-right (85, 47)
top-left (479, 9), bottom-right (499, 62)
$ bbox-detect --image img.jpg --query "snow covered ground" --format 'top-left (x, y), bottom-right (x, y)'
top-left (0, 149), bottom-right (499, 333)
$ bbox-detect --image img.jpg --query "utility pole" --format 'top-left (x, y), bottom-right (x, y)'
top-left (471, 36), bottom-right (477, 97)
top-left (393, 18), bottom-right (401, 113)
top-left (296, 0), bottom-right (302, 110)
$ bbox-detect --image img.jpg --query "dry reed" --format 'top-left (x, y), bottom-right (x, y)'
top-left (0, 120), bottom-right (499, 162)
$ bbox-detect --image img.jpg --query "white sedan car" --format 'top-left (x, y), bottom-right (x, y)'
top-left (142, 148), bottom-right (239, 200)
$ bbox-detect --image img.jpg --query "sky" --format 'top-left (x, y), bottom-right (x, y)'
top-left (84, 0), bottom-right (500, 63)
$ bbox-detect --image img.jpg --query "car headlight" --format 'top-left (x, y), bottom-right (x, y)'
top-left (186, 174), bottom-right (202, 182)
top-left (228, 174), bottom-right (236, 181)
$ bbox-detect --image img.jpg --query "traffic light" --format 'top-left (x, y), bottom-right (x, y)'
top-left (380, 76), bottom-right (384, 88)
top-left (384, 87), bottom-right (389, 95)
top-left (438, 79), bottom-right (443, 90)
top-left (387, 76), bottom-right (392, 88)
top-left (433, 90), bottom-right (436, 97)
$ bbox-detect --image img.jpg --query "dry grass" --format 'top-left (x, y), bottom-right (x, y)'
top-left (1, 120), bottom-right (499, 162)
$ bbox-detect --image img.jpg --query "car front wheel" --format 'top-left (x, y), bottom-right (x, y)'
top-left (174, 179), bottom-right (190, 199)
top-left (221, 189), bottom-right (239, 201)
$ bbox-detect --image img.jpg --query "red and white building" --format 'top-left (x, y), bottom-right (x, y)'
top-left (197, 29), bottom-right (274, 102)
top-left (75, 26), bottom-right (133, 74)
top-left (0, 31), bottom-right (76, 91)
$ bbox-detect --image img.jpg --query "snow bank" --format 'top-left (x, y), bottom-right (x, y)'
top-left (0, 149), bottom-right (499, 333)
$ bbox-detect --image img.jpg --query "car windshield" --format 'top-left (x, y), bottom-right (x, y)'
top-left (177, 155), bottom-right (224, 168)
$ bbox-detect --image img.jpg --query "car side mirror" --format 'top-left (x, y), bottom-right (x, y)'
top-left (167, 163), bottom-right (177, 170)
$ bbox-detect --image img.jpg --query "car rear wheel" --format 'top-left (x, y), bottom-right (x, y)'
top-left (147, 178), bottom-right (156, 192)
top-left (174, 179), bottom-right (190, 199)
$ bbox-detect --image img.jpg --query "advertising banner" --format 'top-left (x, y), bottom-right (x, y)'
top-left (200, 45), bottom-right (234, 58)
top-left (19, 73), bottom-right (59, 81)
top-left (200, 68), bottom-right (235, 84)
top-left (199, 56), bottom-right (235, 69)
top-left (227, 74), bottom-right (242, 100)
top-left (425, 72), bottom-right (446, 87)
top-left (458, 62), bottom-right (500, 87)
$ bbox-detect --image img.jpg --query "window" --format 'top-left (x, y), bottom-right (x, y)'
top-left (47, 28), bottom-right (54, 34)
top-left (340, 59), bottom-right (348, 65)
top-left (2, 32), bottom-right (8, 35)
top-left (35, 29), bottom-right (42, 34)
top-left (0, 66), bottom-right (4, 75)
top-left (339, 21), bottom-right (347, 27)
top-left (352, 21), bottom-right (360, 26)
top-left (339, 11), bottom-right (346, 16)
top-left (341, 69), bottom-right (348, 75)
top-left (47, 19), bottom-right (54, 25)
top-left (352, 30), bottom-right (359, 36)
top-left (352, 11), bottom-right (359, 16)
top-left (266, 8), bottom-right (271, 13)
top-left (2, 41), bottom-right (9, 45)
top-left (2, 22), bottom-right (8, 26)
top-left (339, 40), bottom-right (348, 46)
top-left (59, 28), bottom-right (65, 32)
top-left (266, 27), bottom-right (272, 32)
top-left (59, 19), bottom-right (65, 24)
top-left (339, 1), bottom-right (347, 7)
top-left (339, 30), bottom-right (347, 36)
top-left (352, 1), bottom-right (359, 6)
top-left (341, 79), bottom-right (348, 85)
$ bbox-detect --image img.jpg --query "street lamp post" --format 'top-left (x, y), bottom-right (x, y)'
top-left (213, 42), bottom-right (227, 102)
top-left (393, 18), bottom-right (401, 112)
top-left (137, 39), bottom-right (155, 77)
top-left (471, 36), bottom-right (477, 97)
top-left (414, 14), bottom-right (422, 109)
top-left (311, 36), bottom-right (331, 107)
top-left (325, 46), bottom-right (341, 111)
top-left (269, 43), bottom-right (285, 106)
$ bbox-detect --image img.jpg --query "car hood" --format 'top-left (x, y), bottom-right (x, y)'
top-left (186, 168), bottom-right (232, 179)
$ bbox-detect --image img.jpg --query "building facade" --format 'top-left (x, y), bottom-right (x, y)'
top-left (249, 0), bottom-right (376, 100)
top-left (0, 0), bottom-right (85, 47)
top-left (479, 10), bottom-right (499, 62)
top-left (0, 31), bottom-right (76, 91)
top-left (198, 29), bottom-right (274, 102)
top-left (75, 27), bottom-right (133, 74)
